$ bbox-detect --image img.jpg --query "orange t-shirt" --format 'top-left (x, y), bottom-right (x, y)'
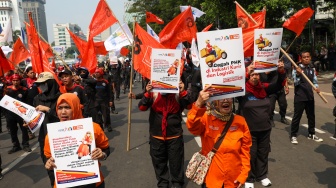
top-left (186, 103), bottom-right (252, 188)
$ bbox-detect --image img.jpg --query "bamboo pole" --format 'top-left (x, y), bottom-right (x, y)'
top-left (234, 1), bottom-right (258, 25)
top-left (280, 36), bottom-right (298, 60)
top-left (104, 0), bottom-right (133, 46)
top-left (280, 48), bottom-right (328, 103)
top-left (127, 16), bottom-right (137, 151)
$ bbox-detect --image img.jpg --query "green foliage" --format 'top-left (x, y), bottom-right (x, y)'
top-left (65, 46), bottom-right (78, 58)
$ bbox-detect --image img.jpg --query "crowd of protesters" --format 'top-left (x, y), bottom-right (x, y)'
top-left (0, 48), bottom-right (332, 188)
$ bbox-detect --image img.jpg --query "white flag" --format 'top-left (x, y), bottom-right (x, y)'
top-left (175, 42), bottom-right (185, 50)
top-left (1, 46), bottom-right (13, 56)
top-left (180, 6), bottom-right (205, 21)
top-left (146, 24), bottom-right (159, 42)
top-left (104, 23), bottom-right (133, 51)
top-left (0, 19), bottom-right (13, 43)
top-left (190, 38), bottom-right (200, 67)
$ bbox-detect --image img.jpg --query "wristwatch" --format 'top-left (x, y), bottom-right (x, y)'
top-left (101, 152), bottom-right (107, 161)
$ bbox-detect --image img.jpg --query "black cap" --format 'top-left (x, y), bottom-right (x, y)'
top-left (58, 69), bottom-right (73, 77)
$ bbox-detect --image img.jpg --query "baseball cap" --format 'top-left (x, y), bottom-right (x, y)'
top-left (95, 68), bottom-right (104, 75)
top-left (35, 72), bottom-right (55, 83)
top-left (11, 74), bottom-right (21, 81)
top-left (58, 69), bottom-right (73, 77)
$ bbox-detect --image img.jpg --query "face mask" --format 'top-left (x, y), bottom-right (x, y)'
top-left (39, 82), bottom-right (49, 93)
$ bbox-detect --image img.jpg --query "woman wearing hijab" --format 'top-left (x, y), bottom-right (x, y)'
top-left (33, 72), bottom-right (61, 187)
top-left (44, 93), bottom-right (110, 188)
top-left (237, 62), bottom-right (286, 188)
top-left (186, 85), bottom-right (252, 188)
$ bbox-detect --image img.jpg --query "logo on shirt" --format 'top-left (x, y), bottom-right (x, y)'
top-left (209, 125), bottom-right (219, 131)
top-left (102, 83), bottom-right (106, 86)
top-left (229, 126), bottom-right (238, 131)
top-left (74, 92), bottom-right (78, 96)
top-left (18, 94), bottom-right (22, 98)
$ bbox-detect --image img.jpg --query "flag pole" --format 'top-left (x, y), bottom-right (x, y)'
top-left (280, 48), bottom-right (328, 103)
top-left (127, 16), bottom-right (136, 152)
top-left (234, 1), bottom-right (258, 25)
top-left (280, 35), bottom-right (298, 59)
top-left (103, 0), bottom-right (132, 45)
top-left (24, 21), bottom-right (71, 72)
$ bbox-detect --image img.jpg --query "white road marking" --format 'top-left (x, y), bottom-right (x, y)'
top-left (2, 142), bottom-right (39, 175)
top-left (274, 111), bottom-right (326, 133)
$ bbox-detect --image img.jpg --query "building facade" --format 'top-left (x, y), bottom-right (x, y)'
top-left (0, 0), bottom-right (24, 33)
top-left (22, 0), bottom-right (48, 41)
top-left (53, 23), bottom-right (84, 49)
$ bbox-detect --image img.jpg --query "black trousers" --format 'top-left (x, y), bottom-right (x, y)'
top-left (290, 100), bottom-right (315, 137)
top-left (95, 100), bottom-right (111, 128)
top-left (6, 117), bottom-right (29, 148)
top-left (247, 129), bottom-right (271, 182)
top-left (269, 90), bottom-right (288, 118)
top-left (112, 81), bottom-right (120, 99)
top-left (149, 136), bottom-right (184, 188)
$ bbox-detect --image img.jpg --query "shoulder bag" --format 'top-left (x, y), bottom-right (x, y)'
top-left (185, 114), bottom-right (234, 185)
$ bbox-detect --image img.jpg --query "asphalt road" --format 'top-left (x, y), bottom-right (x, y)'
top-left (0, 72), bottom-right (335, 188)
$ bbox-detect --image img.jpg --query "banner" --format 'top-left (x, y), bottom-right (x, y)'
top-left (104, 23), bottom-right (133, 51)
top-left (197, 28), bottom-right (245, 101)
top-left (151, 49), bottom-right (181, 93)
top-left (47, 118), bottom-right (100, 188)
top-left (0, 95), bottom-right (44, 133)
top-left (253, 28), bottom-right (283, 73)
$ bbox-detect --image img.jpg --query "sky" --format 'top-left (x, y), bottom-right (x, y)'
top-left (45, 0), bottom-right (128, 43)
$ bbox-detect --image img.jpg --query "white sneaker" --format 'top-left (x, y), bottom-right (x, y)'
top-left (307, 134), bottom-right (323, 142)
top-left (291, 137), bottom-right (298, 144)
top-left (261, 178), bottom-right (272, 187)
top-left (245, 182), bottom-right (254, 188)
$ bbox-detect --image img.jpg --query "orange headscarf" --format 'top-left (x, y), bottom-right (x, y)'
top-left (56, 93), bottom-right (83, 119)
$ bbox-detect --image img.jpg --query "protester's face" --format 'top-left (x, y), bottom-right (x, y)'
top-left (301, 52), bottom-right (311, 65)
top-left (215, 98), bottom-right (233, 114)
top-left (249, 72), bottom-right (260, 85)
top-left (179, 81), bottom-right (184, 91)
top-left (60, 74), bottom-right (73, 86)
top-left (57, 102), bottom-right (73, 121)
top-left (27, 70), bottom-right (35, 79)
top-left (12, 79), bottom-right (20, 87)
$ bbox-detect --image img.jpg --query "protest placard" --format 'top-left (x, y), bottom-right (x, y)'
top-left (47, 118), bottom-right (100, 188)
top-left (0, 95), bottom-right (44, 133)
top-left (253, 28), bottom-right (283, 73)
top-left (197, 28), bottom-right (245, 100)
top-left (150, 48), bottom-right (182, 93)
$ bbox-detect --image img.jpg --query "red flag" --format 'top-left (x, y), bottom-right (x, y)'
top-left (94, 41), bottom-right (108, 55)
top-left (89, 0), bottom-right (118, 38)
top-left (159, 6), bottom-right (197, 49)
top-left (134, 23), bottom-right (165, 79)
top-left (236, 5), bottom-right (266, 57)
top-left (8, 38), bottom-right (30, 66)
top-left (68, 28), bottom-right (107, 56)
top-left (146, 11), bottom-right (164, 24)
top-left (120, 46), bottom-right (130, 56)
top-left (39, 40), bottom-right (54, 58)
top-left (81, 38), bottom-right (97, 74)
top-left (0, 47), bottom-right (13, 76)
top-left (67, 28), bottom-right (87, 55)
top-left (283, 7), bottom-right (314, 36)
top-left (26, 13), bottom-right (44, 73)
top-left (202, 24), bottom-right (213, 32)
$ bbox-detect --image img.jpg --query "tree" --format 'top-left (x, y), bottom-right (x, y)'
top-left (65, 46), bottom-right (78, 58)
